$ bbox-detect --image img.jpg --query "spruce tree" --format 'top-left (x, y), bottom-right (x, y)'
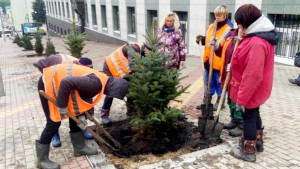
top-left (13, 34), bottom-right (21, 44)
top-left (22, 36), bottom-right (33, 50)
top-left (32, 0), bottom-right (46, 23)
top-left (64, 20), bottom-right (86, 58)
top-left (35, 33), bottom-right (44, 55)
top-left (45, 36), bottom-right (56, 57)
top-left (126, 31), bottom-right (189, 138)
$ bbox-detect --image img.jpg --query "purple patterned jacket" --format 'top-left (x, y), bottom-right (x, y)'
top-left (157, 28), bottom-right (186, 69)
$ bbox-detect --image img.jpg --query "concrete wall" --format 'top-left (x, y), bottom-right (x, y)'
top-left (10, 0), bottom-right (35, 31)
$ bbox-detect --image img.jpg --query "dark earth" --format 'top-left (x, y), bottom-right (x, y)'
top-left (93, 118), bottom-right (223, 168)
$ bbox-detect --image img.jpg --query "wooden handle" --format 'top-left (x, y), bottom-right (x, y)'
top-left (215, 28), bottom-right (243, 116)
top-left (39, 90), bottom-right (119, 151)
top-left (85, 111), bottom-right (122, 149)
top-left (206, 20), bottom-right (218, 108)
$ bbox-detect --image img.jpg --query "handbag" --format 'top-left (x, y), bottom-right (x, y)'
top-left (294, 51), bottom-right (300, 67)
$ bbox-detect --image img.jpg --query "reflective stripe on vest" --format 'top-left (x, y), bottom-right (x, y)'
top-left (106, 43), bottom-right (142, 78)
top-left (43, 64), bottom-right (108, 122)
top-left (203, 23), bottom-right (232, 70)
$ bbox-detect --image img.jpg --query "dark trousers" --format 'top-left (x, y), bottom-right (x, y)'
top-left (102, 96), bottom-right (113, 110)
top-left (38, 77), bottom-right (81, 145)
top-left (242, 107), bottom-right (262, 140)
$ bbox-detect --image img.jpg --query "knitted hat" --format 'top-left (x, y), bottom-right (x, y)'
top-left (78, 57), bottom-right (93, 68)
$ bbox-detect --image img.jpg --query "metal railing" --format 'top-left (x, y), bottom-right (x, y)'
top-left (273, 14), bottom-right (300, 58)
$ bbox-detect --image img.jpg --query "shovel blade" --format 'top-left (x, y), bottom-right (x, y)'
top-left (212, 122), bottom-right (224, 138)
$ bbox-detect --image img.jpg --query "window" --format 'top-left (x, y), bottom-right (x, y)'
top-left (127, 7), bottom-right (136, 35)
top-left (48, 22), bottom-right (51, 29)
top-left (91, 5), bottom-right (97, 26)
top-left (101, 5), bottom-right (107, 28)
top-left (64, 30), bottom-right (67, 35)
top-left (54, 2), bottom-right (57, 15)
top-left (61, 28), bottom-right (63, 35)
top-left (62, 3), bottom-right (65, 17)
top-left (147, 10), bottom-right (157, 32)
top-left (85, 4), bottom-right (89, 26)
top-left (112, 6), bottom-right (120, 31)
top-left (66, 2), bottom-right (70, 18)
top-left (58, 2), bottom-right (61, 16)
top-left (54, 25), bottom-right (56, 32)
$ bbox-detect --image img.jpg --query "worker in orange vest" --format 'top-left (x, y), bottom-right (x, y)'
top-left (100, 42), bottom-right (152, 126)
top-left (196, 5), bottom-right (233, 111)
top-left (36, 64), bottom-right (129, 169)
top-left (36, 54), bottom-right (95, 146)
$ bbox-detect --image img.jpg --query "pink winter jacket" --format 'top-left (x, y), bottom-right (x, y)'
top-left (229, 36), bottom-right (275, 109)
top-left (229, 15), bottom-right (279, 109)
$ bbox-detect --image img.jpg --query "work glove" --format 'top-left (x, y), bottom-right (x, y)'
top-left (236, 103), bottom-right (245, 113)
top-left (210, 38), bottom-right (220, 51)
top-left (226, 63), bottom-right (231, 72)
top-left (234, 36), bottom-right (243, 43)
top-left (210, 37), bottom-right (217, 45)
top-left (78, 115), bottom-right (88, 130)
top-left (58, 107), bottom-right (68, 116)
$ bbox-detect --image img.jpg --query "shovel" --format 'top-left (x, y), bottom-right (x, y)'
top-left (198, 20), bottom-right (217, 138)
top-left (39, 90), bottom-right (122, 152)
top-left (208, 28), bottom-right (243, 138)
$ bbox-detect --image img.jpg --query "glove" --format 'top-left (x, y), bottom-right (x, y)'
top-left (226, 63), bottom-right (231, 72)
top-left (78, 115), bottom-right (88, 126)
top-left (78, 115), bottom-right (87, 130)
top-left (58, 107), bottom-right (68, 116)
top-left (236, 103), bottom-right (245, 113)
top-left (210, 37), bottom-right (217, 45)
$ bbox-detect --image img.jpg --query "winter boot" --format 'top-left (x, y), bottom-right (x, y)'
top-left (256, 128), bottom-right (264, 152)
top-left (224, 111), bottom-right (237, 129)
top-left (83, 130), bottom-right (94, 139)
top-left (231, 140), bottom-right (256, 162)
top-left (35, 140), bottom-right (60, 169)
top-left (196, 95), bottom-right (212, 110)
top-left (213, 97), bottom-right (225, 111)
top-left (51, 131), bottom-right (61, 147)
top-left (70, 132), bottom-right (98, 156)
top-left (101, 108), bottom-right (112, 126)
top-left (229, 121), bottom-right (243, 137)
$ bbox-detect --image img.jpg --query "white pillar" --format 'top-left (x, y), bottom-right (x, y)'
top-left (96, 0), bottom-right (102, 32)
top-left (63, 0), bottom-right (67, 20)
top-left (87, 0), bottom-right (93, 29)
top-left (106, 0), bottom-right (113, 36)
top-left (188, 0), bottom-right (207, 56)
top-left (119, 0), bottom-right (127, 39)
top-left (136, 0), bottom-right (145, 42)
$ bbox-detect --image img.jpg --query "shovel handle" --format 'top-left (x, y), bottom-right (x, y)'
top-left (39, 90), bottom-right (119, 151)
top-left (206, 20), bottom-right (218, 109)
top-left (85, 111), bottom-right (122, 149)
top-left (216, 28), bottom-right (243, 116)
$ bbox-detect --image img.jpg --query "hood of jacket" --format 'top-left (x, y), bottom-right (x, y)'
top-left (245, 14), bottom-right (280, 45)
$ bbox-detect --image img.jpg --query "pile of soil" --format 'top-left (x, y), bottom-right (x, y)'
top-left (93, 118), bottom-right (223, 169)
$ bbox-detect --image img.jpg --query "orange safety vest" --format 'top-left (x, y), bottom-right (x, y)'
top-left (60, 54), bottom-right (78, 64)
top-left (105, 43), bottom-right (142, 78)
top-left (203, 23), bottom-right (232, 70)
top-left (219, 36), bottom-right (232, 82)
top-left (43, 64), bottom-right (108, 122)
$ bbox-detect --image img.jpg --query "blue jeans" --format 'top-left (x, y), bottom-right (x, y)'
top-left (205, 69), bottom-right (222, 97)
top-left (297, 74), bottom-right (300, 82)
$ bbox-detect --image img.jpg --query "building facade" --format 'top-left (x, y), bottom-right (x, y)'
top-left (10, 0), bottom-right (35, 31)
top-left (45, 0), bottom-right (300, 63)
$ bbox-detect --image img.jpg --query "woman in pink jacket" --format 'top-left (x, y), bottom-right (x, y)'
top-left (229, 4), bottom-right (279, 162)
